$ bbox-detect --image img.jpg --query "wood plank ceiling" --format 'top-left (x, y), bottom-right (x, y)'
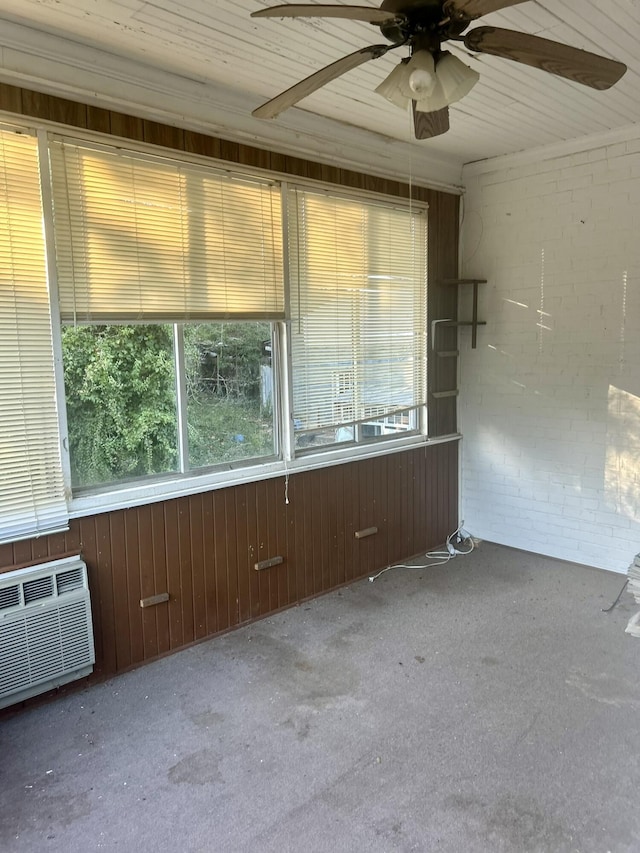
top-left (0, 1), bottom-right (638, 180)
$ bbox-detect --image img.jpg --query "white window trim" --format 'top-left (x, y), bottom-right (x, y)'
top-left (38, 128), bottom-right (73, 499)
top-left (68, 432), bottom-right (461, 519)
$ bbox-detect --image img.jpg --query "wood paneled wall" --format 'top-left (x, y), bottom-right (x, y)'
top-left (0, 445), bottom-right (458, 678)
top-left (0, 86), bottom-right (460, 684)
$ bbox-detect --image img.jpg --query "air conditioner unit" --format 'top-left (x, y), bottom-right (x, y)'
top-left (0, 555), bottom-right (95, 709)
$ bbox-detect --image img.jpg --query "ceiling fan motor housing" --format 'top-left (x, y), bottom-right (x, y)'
top-left (379, 0), bottom-right (469, 46)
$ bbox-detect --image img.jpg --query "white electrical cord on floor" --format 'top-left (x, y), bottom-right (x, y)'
top-left (368, 522), bottom-right (475, 582)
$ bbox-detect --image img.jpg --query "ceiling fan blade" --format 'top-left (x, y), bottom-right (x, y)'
top-left (251, 4), bottom-right (404, 24)
top-left (444, 0), bottom-right (529, 20)
top-left (412, 102), bottom-right (450, 140)
top-left (253, 44), bottom-right (390, 119)
top-left (464, 27), bottom-right (627, 90)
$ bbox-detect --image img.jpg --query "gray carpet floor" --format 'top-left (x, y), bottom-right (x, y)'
top-left (1, 541), bottom-right (639, 853)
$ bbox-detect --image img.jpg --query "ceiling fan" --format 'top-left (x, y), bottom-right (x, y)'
top-left (250, 0), bottom-right (627, 139)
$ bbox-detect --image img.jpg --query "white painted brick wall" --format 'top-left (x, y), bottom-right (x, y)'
top-left (459, 135), bottom-right (640, 573)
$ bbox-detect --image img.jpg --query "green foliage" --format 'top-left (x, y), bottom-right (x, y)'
top-left (184, 322), bottom-right (274, 467)
top-left (62, 321), bottom-right (274, 489)
top-left (187, 398), bottom-right (273, 468)
top-left (62, 325), bottom-right (178, 487)
top-left (183, 322), bottom-right (268, 399)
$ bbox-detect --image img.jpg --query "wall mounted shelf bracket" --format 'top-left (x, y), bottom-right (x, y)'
top-left (438, 279), bottom-right (487, 349)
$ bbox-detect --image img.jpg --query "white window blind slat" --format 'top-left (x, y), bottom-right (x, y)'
top-left (0, 129), bottom-right (68, 544)
top-left (289, 189), bottom-right (427, 433)
top-left (49, 140), bottom-right (285, 322)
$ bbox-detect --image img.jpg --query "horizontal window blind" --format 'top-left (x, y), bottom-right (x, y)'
top-left (0, 129), bottom-right (68, 543)
top-left (49, 139), bottom-right (285, 322)
top-left (289, 189), bottom-right (427, 432)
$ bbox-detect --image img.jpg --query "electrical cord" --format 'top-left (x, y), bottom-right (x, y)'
top-left (601, 578), bottom-right (628, 613)
top-left (368, 521), bottom-right (475, 582)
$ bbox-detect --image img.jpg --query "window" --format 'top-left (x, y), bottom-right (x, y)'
top-left (62, 321), bottom-right (275, 490)
top-left (49, 138), bottom-right (283, 490)
top-left (49, 138), bottom-right (284, 323)
top-left (0, 129), bottom-right (67, 543)
top-left (183, 322), bottom-right (275, 470)
top-left (0, 123), bottom-right (430, 538)
top-left (288, 188), bottom-right (427, 450)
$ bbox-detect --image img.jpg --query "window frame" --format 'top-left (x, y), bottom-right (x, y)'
top-left (1, 121), bottom-right (440, 525)
top-left (286, 183), bottom-right (429, 453)
top-left (59, 320), bottom-right (282, 495)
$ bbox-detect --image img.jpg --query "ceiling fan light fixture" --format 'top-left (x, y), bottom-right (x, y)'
top-left (434, 51), bottom-right (480, 105)
top-left (375, 58), bottom-right (411, 110)
top-left (400, 50), bottom-right (437, 99)
top-left (413, 80), bottom-right (450, 114)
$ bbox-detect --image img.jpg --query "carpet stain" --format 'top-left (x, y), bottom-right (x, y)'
top-left (374, 816), bottom-right (407, 846)
top-left (190, 710), bottom-right (225, 729)
top-left (282, 713), bottom-right (313, 741)
top-left (566, 669), bottom-right (640, 709)
top-left (327, 621), bottom-right (365, 650)
top-left (5, 790), bottom-right (92, 836)
top-left (168, 749), bottom-right (223, 786)
top-left (246, 633), bottom-right (360, 709)
top-left (445, 793), bottom-right (572, 852)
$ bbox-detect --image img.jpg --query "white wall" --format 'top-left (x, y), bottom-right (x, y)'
top-left (459, 133), bottom-right (640, 573)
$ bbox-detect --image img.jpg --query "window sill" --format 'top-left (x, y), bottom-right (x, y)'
top-left (68, 433), bottom-right (461, 520)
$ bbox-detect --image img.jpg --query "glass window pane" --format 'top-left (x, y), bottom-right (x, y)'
top-left (62, 324), bottom-right (178, 488)
top-left (360, 409), bottom-right (415, 440)
top-left (294, 425), bottom-right (353, 452)
top-left (288, 187), bottom-right (427, 449)
top-left (184, 322), bottom-right (275, 468)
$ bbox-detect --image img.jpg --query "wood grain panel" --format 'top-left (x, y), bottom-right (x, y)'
top-left (245, 481), bottom-right (261, 618)
top-left (124, 510), bottom-right (144, 665)
top-left (188, 494), bottom-right (207, 641)
top-left (212, 489), bottom-right (230, 632)
top-left (12, 539), bottom-right (32, 566)
top-left (201, 491), bottom-right (217, 637)
top-left (429, 190), bottom-right (461, 437)
top-left (137, 504), bottom-right (158, 661)
top-left (163, 499), bottom-right (183, 650)
top-left (0, 83), bottom-right (22, 114)
top-left (86, 105), bottom-right (112, 135)
top-left (237, 144), bottom-right (270, 171)
top-left (151, 502), bottom-right (171, 654)
top-left (143, 119), bottom-right (185, 151)
top-left (177, 497), bottom-right (195, 644)
top-left (95, 514), bottom-right (117, 676)
top-left (109, 510), bottom-right (132, 671)
top-left (184, 130), bottom-right (222, 160)
top-left (21, 90), bottom-right (87, 127)
top-left (0, 443), bottom-right (458, 683)
top-left (109, 111), bottom-right (144, 141)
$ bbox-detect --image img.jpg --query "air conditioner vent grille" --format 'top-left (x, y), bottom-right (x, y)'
top-left (60, 601), bottom-right (93, 670)
top-left (56, 567), bottom-right (84, 595)
top-left (23, 575), bottom-right (54, 604)
top-left (0, 557), bottom-right (94, 708)
top-left (0, 622), bottom-right (29, 694)
top-left (0, 585), bottom-right (20, 611)
top-left (25, 610), bottom-right (64, 682)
